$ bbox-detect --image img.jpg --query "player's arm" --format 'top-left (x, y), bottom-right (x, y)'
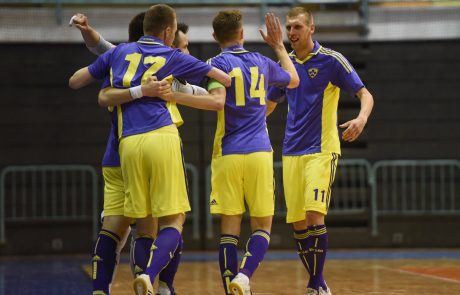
top-left (69, 66), bottom-right (96, 89)
top-left (168, 79), bottom-right (225, 111)
top-left (70, 13), bottom-right (114, 55)
top-left (339, 87), bottom-right (374, 142)
top-left (259, 13), bottom-right (299, 89)
top-left (206, 67), bottom-right (231, 88)
top-left (98, 76), bottom-right (172, 107)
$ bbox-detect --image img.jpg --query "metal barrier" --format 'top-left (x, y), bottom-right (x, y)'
top-left (0, 165), bottom-right (99, 243)
top-left (185, 163), bottom-right (200, 240)
top-left (370, 160), bottom-right (460, 236)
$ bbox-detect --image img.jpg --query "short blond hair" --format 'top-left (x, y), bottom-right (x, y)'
top-left (287, 6), bottom-right (313, 25)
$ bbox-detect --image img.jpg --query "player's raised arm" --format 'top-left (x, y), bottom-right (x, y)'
top-left (98, 76), bottom-right (173, 107)
top-left (260, 13), bottom-right (299, 89)
top-left (70, 13), bottom-right (114, 55)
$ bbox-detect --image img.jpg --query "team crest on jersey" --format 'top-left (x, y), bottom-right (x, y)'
top-left (308, 68), bottom-right (319, 78)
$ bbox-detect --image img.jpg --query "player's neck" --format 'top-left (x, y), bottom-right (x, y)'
top-left (295, 39), bottom-right (315, 60)
top-left (220, 40), bottom-right (243, 51)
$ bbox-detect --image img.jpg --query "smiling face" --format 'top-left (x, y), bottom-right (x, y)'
top-left (285, 13), bottom-right (315, 57)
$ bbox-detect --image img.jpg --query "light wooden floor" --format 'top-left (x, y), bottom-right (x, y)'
top-left (84, 257), bottom-right (460, 294)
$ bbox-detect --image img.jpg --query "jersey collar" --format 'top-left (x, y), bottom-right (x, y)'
top-left (137, 36), bottom-right (165, 46)
top-left (290, 40), bottom-right (322, 64)
top-left (222, 44), bottom-right (248, 54)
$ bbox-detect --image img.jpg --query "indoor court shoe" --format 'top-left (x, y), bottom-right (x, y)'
top-left (319, 287), bottom-right (332, 295)
top-left (133, 274), bottom-right (154, 295)
top-left (229, 274), bottom-right (251, 295)
top-left (305, 288), bottom-right (318, 295)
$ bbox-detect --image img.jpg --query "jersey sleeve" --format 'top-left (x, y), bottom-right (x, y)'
top-left (267, 86), bottom-right (286, 103)
top-left (88, 47), bottom-right (115, 80)
top-left (330, 52), bottom-right (364, 95)
top-left (100, 76), bottom-right (111, 89)
top-left (266, 57), bottom-right (291, 88)
top-left (171, 51), bottom-right (213, 85)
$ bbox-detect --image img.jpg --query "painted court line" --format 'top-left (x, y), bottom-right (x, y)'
top-left (380, 266), bottom-right (460, 284)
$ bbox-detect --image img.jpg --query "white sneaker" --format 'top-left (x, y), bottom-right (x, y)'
top-left (229, 273), bottom-right (251, 295)
top-left (306, 287), bottom-right (332, 295)
top-left (133, 274), bottom-right (154, 295)
top-left (319, 286), bottom-right (332, 295)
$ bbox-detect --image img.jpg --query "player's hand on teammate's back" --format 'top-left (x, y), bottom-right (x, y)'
top-left (69, 13), bottom-right (90, 32)
top-left (339, 116), bottom-right (367, 142)
top-left (141, 76), bottom-right (173, 101)
top-left (259, 13), bottom-right (284, 50)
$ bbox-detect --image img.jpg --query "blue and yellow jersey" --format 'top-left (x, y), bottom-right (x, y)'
top-left (88, 36), bottom-right (211, 138)
top-left (208, 45), bottom-right (291, 157)
top-left (268, 41), bottom-right (364, 156)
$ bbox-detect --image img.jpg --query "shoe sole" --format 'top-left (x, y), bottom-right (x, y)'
top-left (229, 281), bottom-right (245, 295)
top-left (133, 276), bottom-right (153, 295)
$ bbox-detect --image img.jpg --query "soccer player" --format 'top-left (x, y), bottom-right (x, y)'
top-left (266, 7), bottom-right (374, 295)
top-left (69, 12), bottom-right (195, 295)
top-left (167, 10), bottom-right (299, 295)
top-left (83, 5), bottom-right (230, 295)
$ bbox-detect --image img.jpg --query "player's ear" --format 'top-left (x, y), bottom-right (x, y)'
top-left (310, 23), bottom-right (315, 34)
top-left (212, 32), bottom-right (218, 42)
top-left (239, 28), bottom-right (244, 40)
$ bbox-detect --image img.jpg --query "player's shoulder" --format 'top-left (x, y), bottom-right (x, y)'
top-left (317, 46), bottom-right (347, 62)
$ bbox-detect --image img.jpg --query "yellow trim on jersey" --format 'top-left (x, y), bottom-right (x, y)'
top-left (117, 105), bottom-right (123, 139)
top-left (318, 48), bottom-right (353, 73)
top-left (167, 102), bottom-right (184, 127)
top-left (321, 82), bottom-right (341, 155)
top-left (289, 45), bottom-right (322, 64)
top-left (212, 110), bottom-right (225, 157)
top-left (223, 50), bottom-right (249, 55)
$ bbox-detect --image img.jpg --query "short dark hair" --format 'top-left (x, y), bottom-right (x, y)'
top-left (143, 4), bottom-right (176, 37)
top-left (212, 10), bottom-right (242, 44)
top-left (173, 22), bottom-right (189, 47)
top-left (287, 6), bottom-right (313, 25)
top-left (128, 12), bottom-right (145, 42)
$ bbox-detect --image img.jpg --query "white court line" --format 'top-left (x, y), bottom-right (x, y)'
top-left (380, 266), bottom-right (460, 284)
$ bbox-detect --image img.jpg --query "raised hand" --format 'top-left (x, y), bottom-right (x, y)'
top-left (259, 12), bottom-right (284, 50)
top-left (69, 13), bottom-right (90, 32)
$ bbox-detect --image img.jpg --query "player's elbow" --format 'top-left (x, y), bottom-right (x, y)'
top-left (98, 91), bottom-right (110, 107)
top-left (286, 73), bottom-right (300, 89)
top-left (69, 75), bottom-right (82, 89)
top-left (211, 94), bottom-right (225, 111)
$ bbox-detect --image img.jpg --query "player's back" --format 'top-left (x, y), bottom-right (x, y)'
top-left (101, 36), bottom-right (211, 138)
top-left (209, 46), bottom-right (290, 156)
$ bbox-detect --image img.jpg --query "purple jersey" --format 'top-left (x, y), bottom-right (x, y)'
top-left (268, 41), bottom-right (364, 156)
top-left (99, 77), bottom-right (120, 167)
top-left (88, 36), bottom-right (212, 138)
top-left (209, 45), bottom-right (291, 156)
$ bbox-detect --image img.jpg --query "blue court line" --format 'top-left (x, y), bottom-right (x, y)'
top-left (178, 250), bottom-right (460, 262)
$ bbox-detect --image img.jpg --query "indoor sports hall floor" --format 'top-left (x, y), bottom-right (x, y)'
top-left (1, 250), bottom-right (460, 294)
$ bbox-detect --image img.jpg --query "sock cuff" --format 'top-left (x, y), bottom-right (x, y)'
top-left (293, 228), bottom-right (309, 240)
top-left (220, 234), bottom-right (239, 245)
top-left (308, 225), bottom-right (327, 237)
top-left (251, 229), bottom-right (270, 243)
top-left (100, 229), bottom-right (121, 242)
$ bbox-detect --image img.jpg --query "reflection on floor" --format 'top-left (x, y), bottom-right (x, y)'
top-left (1, 250), bottom-right (460, 295)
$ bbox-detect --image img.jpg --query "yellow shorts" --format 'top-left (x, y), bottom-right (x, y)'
top-left (282, 153), bottom-right (339, 223)
top-left (102, 166), bottom-right (125, 216)
top-left (210, 152), bottom-right (274, 217)
top-left (119, 125), bottom-right (191, 218)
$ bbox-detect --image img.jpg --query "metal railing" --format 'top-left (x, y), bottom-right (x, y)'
top-left (370, 160), bottom-right (460, 235)
top-left (0, 165), bottom-right (99, 243)
top-left (185, 163), bottom-right (200, 240)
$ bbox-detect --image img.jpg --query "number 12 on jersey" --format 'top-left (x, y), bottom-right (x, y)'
top-left (229, 66), bottom-right (266, 106)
